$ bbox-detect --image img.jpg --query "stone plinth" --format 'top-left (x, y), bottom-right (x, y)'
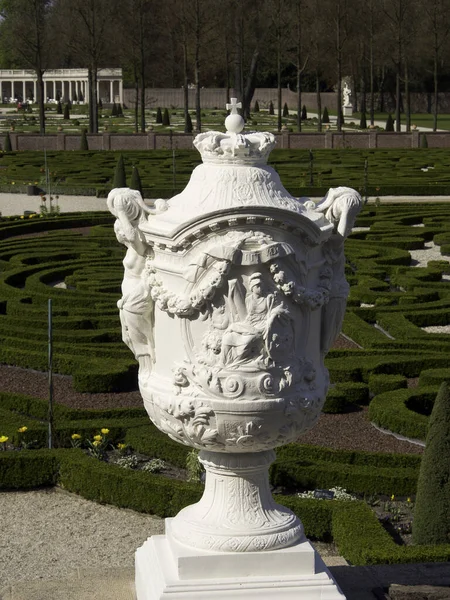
top-left (135, 519), bottom-right (344, 599)
top-left (343, 105), bottom-right (353, 117)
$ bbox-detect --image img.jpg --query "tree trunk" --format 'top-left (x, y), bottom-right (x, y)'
top-left (316, 70), bottom-right (322, 132)
top-left (433, 54), bottom-right (438, 131)
top-left (134, 70), bottom-right (139, 133)
top-left (88, 68), bottom-right (94, 133)
top-left (37, 72), bottom-right (45, 135)
top-left (140, 18), bottom-right (146, 133)
top-left (234, 9), bottom-right (244, 101)
top-left (277, 37), bottom-right (282, 132)
top-left (405, 59), bottom-right (411, 133)
top-left (183, 34), bottom-right (189, 129)
top-left (395, 67), bottom-right (401, 132)
top-left (243, 49), bottom-right (259, 120)
top-left (369, 43), bottom-right (374, 125)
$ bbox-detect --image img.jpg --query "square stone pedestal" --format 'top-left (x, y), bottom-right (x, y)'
top-left (135, 519), bottom-right (345, 599)
top-left (343, 105), bottom-right (353, 117)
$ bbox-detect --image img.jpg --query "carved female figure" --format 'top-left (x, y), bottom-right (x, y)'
top-left (107, 188), bottom-right (155, 379)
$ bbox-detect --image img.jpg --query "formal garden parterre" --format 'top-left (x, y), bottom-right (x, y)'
top-left (1, 148), bottom-right (450, 199)
top-left (1, 201), bottom-right (450, 566)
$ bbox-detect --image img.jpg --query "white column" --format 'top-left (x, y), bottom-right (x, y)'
top-left (119, 79), bottom-right (123, 105)
top-left (33, 80), bottom-right (36, 102)
top-left (110, 80), bottom-right (113, 103)
top-left (22, 81), bottom-right (25, 100)
top-left (96, 80), bottom-right (100, 102)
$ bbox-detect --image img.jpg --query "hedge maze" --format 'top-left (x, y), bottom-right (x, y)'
top-left (2, 147), bottom-right (450, 198)
top-left (0, 212), bottom-right (138, 392)
top-left (1, 202), bottom-right (450, 565)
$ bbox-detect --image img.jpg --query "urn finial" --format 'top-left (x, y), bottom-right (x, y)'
top-left (225, 97), bottom-right (245, 134)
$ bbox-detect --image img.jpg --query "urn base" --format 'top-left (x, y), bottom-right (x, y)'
top-left (170, 449), bottom-right (303, 553)
top-left (135, 519), bottom-right (345, 599)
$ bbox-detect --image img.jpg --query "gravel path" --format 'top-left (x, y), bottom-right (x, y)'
top-left (0, 488), bottom-right (164, 590)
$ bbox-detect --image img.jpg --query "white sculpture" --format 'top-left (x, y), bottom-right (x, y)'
top-left (108, 100), bottom-right (362, 599)
top-left (342, 82), bottom-right (351, 107)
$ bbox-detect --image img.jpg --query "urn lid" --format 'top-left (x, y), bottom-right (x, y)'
top-left (141, 99), bottom-right (329, 237)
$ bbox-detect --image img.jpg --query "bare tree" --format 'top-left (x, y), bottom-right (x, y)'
top-left (421, 0), bottom-right (450, 130)
top-left (383, 0), bottom-right (410, 132)
top-left (57, 0), bottom-right (118, 133)
top-left (0, 0), bottom-right (52, 134)
top-left (290, 0), bottom-right (309, 132)
top-left (120, 0), bottom-right (155, 133)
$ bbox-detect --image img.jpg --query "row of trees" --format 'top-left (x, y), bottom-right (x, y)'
top-left (1, 0), bottom-right (450, 134)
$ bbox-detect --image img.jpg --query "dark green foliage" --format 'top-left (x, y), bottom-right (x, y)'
top-left (117, 103), bottom-right (123, 117)
top-left (283, 102), bottom-right (289, 117)
top-left (63, 103), bottom-right (70, 120)
top-left (4, 132), bottom-right (12, 152)
top-left (113, 154), bottom-right (127, 188)
top-left (78, 91), bottom-right (84, 102)
top-left (420, 134), bottom-right (429, 148)
top-left (280, 496), bottom-right (333, 541)
top-left (301, 105), bottom-right (307, 120)
top-left (368, 374), bottom-right (407, 396)
top-left (111, 102), bottom-right (118, 117)
top-left (360, 112), bottom-right (367, 129)
top-left (368, 388), bottom-right (437, 440)
top-left (162, 108), bottom-right (170, 126)
top-left (156, 107), bottom-right (162, 123)
top-left (413, 382), bottom-right (450, 545)
top-left (98, 99), bottom-right (103, 109)
top-left (322, 106), bottom-right (330, 123)
top-left (80, 129), bottom-right (88, 151)
top-left (130, 166), bottom-right (143, 197)
top-left (57, 101), bottom-right (62, 114)
top-left (269, 101), bottom-right (274, 115)
top-left (254, 100), bottom-right (260, 112)
top-left (184, 112), bottom-right (193, 133)
top-left (0, 449), bottom-right (59, 489)
top-left (385, 114), bottom-right (394, 131)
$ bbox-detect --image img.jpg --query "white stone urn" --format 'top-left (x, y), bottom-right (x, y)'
top-left (108, 100), bottom-right (362, 599)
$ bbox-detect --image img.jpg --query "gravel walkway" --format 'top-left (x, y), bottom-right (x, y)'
top-left (0, 488), bottom-right (163, 590)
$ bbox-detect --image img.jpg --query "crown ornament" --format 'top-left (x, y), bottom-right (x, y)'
top-left (193, 98), bottom-right (276, 165)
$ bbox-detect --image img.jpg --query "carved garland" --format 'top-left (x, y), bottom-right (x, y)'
top-left (146, 258), bottom-right (231, 317)
top-left (268, 262), bottom-right (332, 310)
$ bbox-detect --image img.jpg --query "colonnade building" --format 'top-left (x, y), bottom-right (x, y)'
top-left (0, 68), bottom-right (123, 104)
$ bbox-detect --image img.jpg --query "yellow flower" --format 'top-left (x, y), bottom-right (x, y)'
top-left (93, 435), bottom-right (102, 442)
top-left (92, 440), bottom-right (101, 447)
top-left (18, 426), bottom-right (28, 433)
top-left (391, 494), bottom-right (395, 501)
top-left (0, 436), bottom-right (8, 443)
top-left (71, 433), bottom-right (81, 440)
top-left (407, 497), bottom-right (411, 503)
top-left (20, 215), bottom-right (24, 219)
top-left (117, 443), bottom-right (126, 450)
top-left (101, 428), bottom-right (110, 435)
top-left (11, 181), bottom-right (15, 185)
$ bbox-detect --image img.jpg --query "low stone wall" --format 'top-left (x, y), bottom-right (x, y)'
top-left (4, 131), bottom-right (449, 152)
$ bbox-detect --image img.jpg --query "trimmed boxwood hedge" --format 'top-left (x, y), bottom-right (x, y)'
top-left (368, 387), bottom-right (438, 440)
